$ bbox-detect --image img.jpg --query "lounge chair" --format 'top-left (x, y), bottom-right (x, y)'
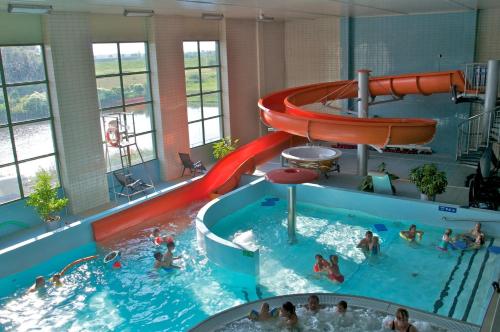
top-left (368, 171), bottom-right (395, 195)
top-left (179, 153), bottom-right (206, 177)
top-left (113, 171), bottom-right (153, 198)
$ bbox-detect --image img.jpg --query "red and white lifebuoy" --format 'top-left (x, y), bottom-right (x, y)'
top-left (105, 127), bottom-right (121, 147)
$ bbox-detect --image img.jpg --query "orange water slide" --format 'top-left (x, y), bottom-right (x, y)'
top-left (259, 70), bottom-right (466, 147)
top-left (92, 131), bottom-right (294, 241)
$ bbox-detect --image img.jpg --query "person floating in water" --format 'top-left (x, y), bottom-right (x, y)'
top-left (401, 224), bottom-right (423, 242)
top-left (370, 236), bottom-right (380, 256)
top-left (313, 254), bottom-right (330, 273)
top-left (357, 230), bottom-right (373, 252)
top-left (28, 276), bottom-right (46, 293)
top-left (327, 255), bottom-right (344, 283)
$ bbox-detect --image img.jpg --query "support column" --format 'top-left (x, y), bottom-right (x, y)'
top-left (483, 60), bottom-right (499, 140)
top-left (287, 185), bottom-right (297, 244)
top-left (357, 69), bottom-right (370, 176)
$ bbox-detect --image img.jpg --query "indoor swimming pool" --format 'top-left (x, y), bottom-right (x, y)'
top-left (0, 193), bottom-right (497, 331)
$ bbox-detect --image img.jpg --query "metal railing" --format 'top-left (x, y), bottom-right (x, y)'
top-left (464, 63), bottom-right (488, 96)
top-left (456, 107), bottom-right (500, 160)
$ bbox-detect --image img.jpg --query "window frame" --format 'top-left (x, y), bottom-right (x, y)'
top-left (93, 41), bottom-right (157, 172)
top-left (0, 43), bottom-right (61, 205)
top-left (183, 40), bottom-right (223, 148)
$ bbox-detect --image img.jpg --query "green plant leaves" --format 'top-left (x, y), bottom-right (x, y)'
top-left (409, 163), bottom-right (447, 196)
top-left (26, 170), bottom-right (68, 222)
top-left (212, 137), bottom-right (239, 160)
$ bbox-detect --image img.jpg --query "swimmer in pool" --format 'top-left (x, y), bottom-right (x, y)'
top-left (313, 254), bottom-right (330, 273)
top-left (357, 231), bottom-right (373, 252)
top-left (328, 255), bottom-right (344, 283)
top-left (386, 308), bottom-right (418, 332)
top-left (336, 300), bottom-right (347, 315)
top-left (280, 301), bottom-right (298, 329)
top-left (437, 228), bottom-right (453, 251)
top-left (370, 236), bottom-right (380, 255)
top-left (249, 302), bottom-right (275, 321)
top-left (305, 294), bottom-right (323, 313)
top-left (401, 225), bottom-right (423, 241)
top-left (28, 276), bottom-right (46, 293)
top-left (163, 241), bottom-right (181, 269)
top-left (50, 273), bottom-right (63, 287)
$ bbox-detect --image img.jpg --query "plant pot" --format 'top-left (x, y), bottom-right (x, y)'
top-left (45, 216), bottom-right (62, 231)
top-left (420, 193), bottom-right (436, 201)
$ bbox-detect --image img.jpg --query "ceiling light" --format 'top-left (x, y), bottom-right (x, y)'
top-left (257, 13), bottom-right (275, 22)
top-left (123, 9), bottom-right (154, 17)
top-left (202, 13), bottom-right (224, 21)
top-left (7, 3), bottom-right (53, 14)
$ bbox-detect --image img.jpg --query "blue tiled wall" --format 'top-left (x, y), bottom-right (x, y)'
top-left (342, 12), bottom-right (477, 157)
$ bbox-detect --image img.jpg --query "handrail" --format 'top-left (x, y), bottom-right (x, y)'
top-left (457, 106), bottom-right (500, 127)
top-left (442, 217), bottom-right (500, 223)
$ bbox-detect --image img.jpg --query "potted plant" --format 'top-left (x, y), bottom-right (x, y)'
top-left (212, 137), bottom-right (239, 160)
top-left (409, 163), bottom-right (447, 201)
top-left (359, 162), bottom-right (399, 192)
top-left (26, 170), bottom-right (68, 231)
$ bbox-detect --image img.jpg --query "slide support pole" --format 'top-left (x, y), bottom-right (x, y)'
top-left (357, 69), bottom-right (370, 176)
top-left (483, 60), bottom-right (499, 142)
top-left (287, 185), bottom-right (297, 244)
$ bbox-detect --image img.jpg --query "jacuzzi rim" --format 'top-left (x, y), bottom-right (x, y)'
top-left (281, 145), bottom-right (342, 162)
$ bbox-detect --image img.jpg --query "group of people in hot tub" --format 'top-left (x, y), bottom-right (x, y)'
top-left (311, 222), bottom-right (487, 285)
top-left (248, 295), bottom-right (419, 332)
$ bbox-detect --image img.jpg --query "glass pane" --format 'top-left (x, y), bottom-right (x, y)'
top-left (97, 76), bottom-right (122, 109)
top-left (187, 96), bottom-right (202, 122)
top-left (200, 41), bottom-right (219, 66)
top-left (104, 143), bottom-right (122, 172)
top-left (126, 103), bottom-right (153, 134)
top-left (0, 128), bottom-right (14, 165)
top-left (204, 117), bottom-right (222, 144)
top-left (19, 155), bottom-right (58, 195)
top-left (93, 43), bottom-right (119, 76)
top-left (203, 93), bottom-right (221, 118)
top-left (183, 41), bottom-right (199, 68)
top-left (13, 121), bottom-right (54, 161)
top-left (120, 42), bottom-right (147, 73)
top-left (0, 166), bottom-right (20, 204)
top-left (1, 45), bottom-right (45, 84)
top-left (7, 84), bottom-right (49, 123)
top-left (123, 73), bottom-right (151, 105)
top-left (201, 67), bottom-right (220, 93)
top-left (130, 133), bottom-right (155, 165)
top-left (185, 69), bottom-right (200, 95)
top-left (0, 92), bottom-right (7, 125)
top-left (188, 122), bottom-right (203, 148)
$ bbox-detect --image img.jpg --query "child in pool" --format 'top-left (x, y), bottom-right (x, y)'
top-left (305, 294), bottom-right (323, 313)
top-left (401, 224), bottom-right (423, 241)
top-left (163, 241), bottom-right (181, 269)
top-left (280, 301), bottom-right (298, 329)
top-left (313, 254), bottom-right (330, 273)
top-left (336, 300), bottom-right (347, 315)
top-left (328, 255), bottom-right (344, 283)
top-left (438, 228), bottom-right (453, 251)
top-left (357, 231), bottom-right (373, 252)
top-left (50, 273), bottom-right (63, 287)
top-left (370, 236), bottom-right (380, 255)
top-left (249, 302), bottom-right (276, 321)
top-left (28, 276), bottom-right (46, 293)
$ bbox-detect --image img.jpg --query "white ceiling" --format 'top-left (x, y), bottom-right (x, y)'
top-left (1, 0), bottom-right (500, 20)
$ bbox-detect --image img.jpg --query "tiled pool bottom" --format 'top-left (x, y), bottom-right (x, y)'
top-left (0, 199), bottom-right (497, 331)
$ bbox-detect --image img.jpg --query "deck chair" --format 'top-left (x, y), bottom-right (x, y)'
top-left (179, 152), bottom-right (206, 176)
top-left (368, 171), bottom-right (395, 195)
top-left (113, 171), bottom-right (153, 198)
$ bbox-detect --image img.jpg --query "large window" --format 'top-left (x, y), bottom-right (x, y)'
top-left (0, 45), bottom-right (59, 205)
top-left (92, 42), bottom-right (156, 171)
top-left (183, 41), bottom-right (223, 148)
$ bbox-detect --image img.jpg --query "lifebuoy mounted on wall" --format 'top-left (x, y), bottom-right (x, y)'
top-left (105, 126), bottom-right (121, 147)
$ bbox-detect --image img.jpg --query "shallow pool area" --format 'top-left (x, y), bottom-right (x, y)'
top-left (0, 183), bottom-right (498, 331)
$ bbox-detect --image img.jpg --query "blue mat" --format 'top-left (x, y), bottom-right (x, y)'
top-left (261, 201), bottom-right (275, 206)
top-left (266, 197), bottom-right (280, 201)
top-left (488, 246), bottom-right (500, 254)
top-left (452, 240), bottom-right (468, 250)
top-left (373, 224), bottom-right (387, 232)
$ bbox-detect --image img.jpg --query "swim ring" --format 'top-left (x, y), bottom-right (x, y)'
top-left (103, 250), bottom-right (121, 268)
top-left (399, 231), bottom-right (423, 242)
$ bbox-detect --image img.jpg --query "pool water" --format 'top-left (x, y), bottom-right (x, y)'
top-left (0, 197), bottom-right (497, 331)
